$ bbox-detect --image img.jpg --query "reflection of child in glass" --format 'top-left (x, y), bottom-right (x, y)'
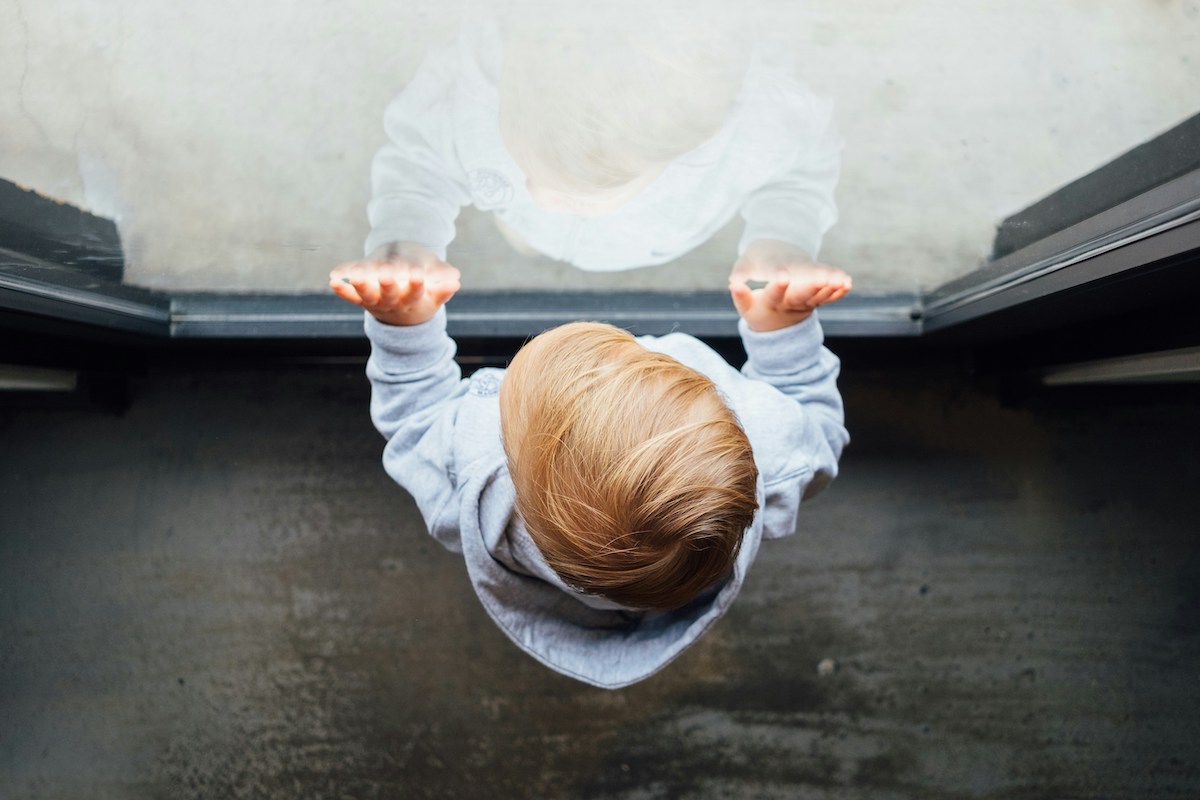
top-left (357, 4), bottom-right (843, 285)
top-left (327, 259), bottom-right (852, 687)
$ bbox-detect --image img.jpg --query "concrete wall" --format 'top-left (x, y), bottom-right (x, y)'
top-left (2, 0), bottom-right (1198, 292)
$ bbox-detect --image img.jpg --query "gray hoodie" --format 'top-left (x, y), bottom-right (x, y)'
top-left (365, 308), bottom-right (848, 688)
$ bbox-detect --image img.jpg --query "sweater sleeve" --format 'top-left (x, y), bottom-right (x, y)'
top-left (365, 308), bottom-right (467, 550)
top-left (737, 92), bottom-right (842, 261)
top-left (365, 47), bottom-right (474, 260)
top-left (739, 312), bottom-right (849, 536)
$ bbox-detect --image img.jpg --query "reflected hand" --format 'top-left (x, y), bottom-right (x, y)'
top-left (329, 242), bottom-right (461, 327)
top-left (729, 240), bottom-right (851, 332)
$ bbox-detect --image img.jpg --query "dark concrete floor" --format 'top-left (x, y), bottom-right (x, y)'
top-left (1, 358), bottom-right (1198, 799)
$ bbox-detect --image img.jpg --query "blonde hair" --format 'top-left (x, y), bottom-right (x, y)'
top-left (500, 322), bottom-right (759, 610)
top-left (498, 2), bottom-right (750, 193)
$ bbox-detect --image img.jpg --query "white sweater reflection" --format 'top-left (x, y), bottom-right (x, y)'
top-left (366, 18), bottom-right (842, 272)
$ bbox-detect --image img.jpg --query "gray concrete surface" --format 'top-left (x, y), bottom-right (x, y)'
top-left (2, 361), bottom-right (1198, 798)
top-left (2, 0), bottom-right (1198, 292)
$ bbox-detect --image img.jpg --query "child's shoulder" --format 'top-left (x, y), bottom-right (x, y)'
top-left (447, 367), bottom-right (508, 478)
top-left (637, 332), bottom-right (738, 380)
top-left (639, 332), bottom-right (816, 479)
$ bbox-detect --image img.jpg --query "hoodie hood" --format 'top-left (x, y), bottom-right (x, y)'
top-left (452, 368), bottom-right (764, 689)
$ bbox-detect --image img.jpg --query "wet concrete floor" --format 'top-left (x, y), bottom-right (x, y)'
top-left (1, 358), bottom-right (1198, 798)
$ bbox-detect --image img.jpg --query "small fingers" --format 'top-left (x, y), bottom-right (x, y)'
top-left (377, 270), bottom-right (403, 308)
top-left (808, 284), bottom-right (839, 308)
top-left (403, 271), bottom-right (427, 308)
top-left (762, 278), bottom-right (789, 308)
top-left (728, 280), bottom-right (754, 317)
top-left (329, 261), bottom-right (360, 283)
top-left (781, 280), bottom-right (821, 310)
top-left (817, 278), bottom-right (853, 303)
top-left (429, 277), bottom-right (461, 306)
top-left (350, 272), bottom-right (382, 307)
top-left (329, 278), bottom-right (363, 305)
top-left (784, 280), bottom-right (850, 310)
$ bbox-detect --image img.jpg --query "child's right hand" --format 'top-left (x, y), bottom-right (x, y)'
top-left (329, 242), bottom-right (461, 327)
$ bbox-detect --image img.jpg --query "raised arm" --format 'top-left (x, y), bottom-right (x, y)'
top-left (330, 263), bottom-right (465, 548)
top-left (730, 267), bottom-right (852, 526)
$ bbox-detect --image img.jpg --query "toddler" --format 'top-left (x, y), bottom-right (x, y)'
top-left (328, 261), bottom-right (852, 688)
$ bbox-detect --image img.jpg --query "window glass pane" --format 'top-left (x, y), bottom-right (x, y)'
top-left (2, 1), bottom-right (1196, 295)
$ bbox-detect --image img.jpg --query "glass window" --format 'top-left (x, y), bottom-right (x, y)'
top-left (2, 1), bottom-right (1197, 307)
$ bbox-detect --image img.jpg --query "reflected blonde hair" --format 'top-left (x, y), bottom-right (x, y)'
top-left (498, 1), bottom-right (750, 193)
top-left (500, 322), bottom-right (759, 610)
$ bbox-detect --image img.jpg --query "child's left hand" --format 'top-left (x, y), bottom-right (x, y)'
top-left (329, 259), bottom-right (461, 327)
top-left (729, 239), bottom-right (852, 332)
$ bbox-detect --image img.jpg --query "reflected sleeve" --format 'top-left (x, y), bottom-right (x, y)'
top-left (738, 90), bottom-right (843, 260)
top-left (366, 49), bottom-right (474, 260)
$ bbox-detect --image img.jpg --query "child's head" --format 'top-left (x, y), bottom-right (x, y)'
top-left (498, 2), bottom-right (750, 216)
top-left (500, 322), bottom-right (759, 610)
